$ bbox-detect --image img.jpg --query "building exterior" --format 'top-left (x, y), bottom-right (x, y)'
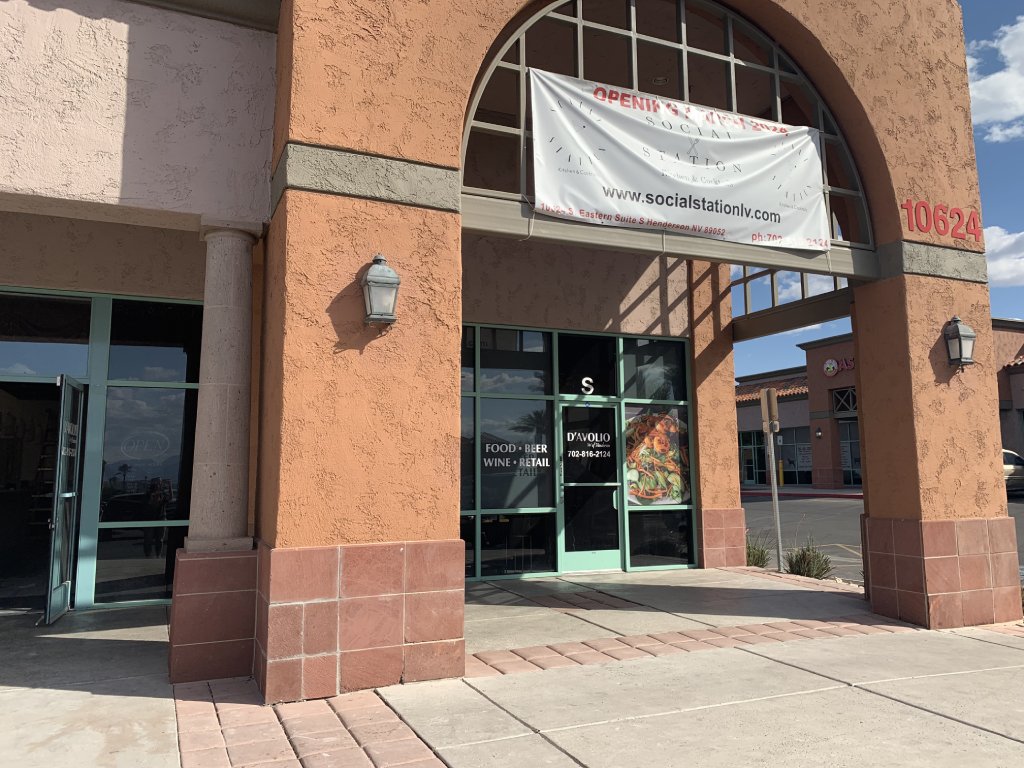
top-left (0, 0), bottom-right (1020, 704)
top-left (736, 320), bottom-right (1024, 489)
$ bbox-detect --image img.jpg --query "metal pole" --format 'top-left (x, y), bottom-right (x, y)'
top-left (765, 431), bottom-right (784, 572)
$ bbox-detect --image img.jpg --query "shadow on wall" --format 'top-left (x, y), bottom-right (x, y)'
top-left (16, 0), bottom-right (274, 228)
top-left (461, 232), bottom-right (690, 336)
top-left (327, 275), bottom-right (380, 356)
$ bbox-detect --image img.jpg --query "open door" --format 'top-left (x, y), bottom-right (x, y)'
top-left (42, 375), bottom-right (85, 625)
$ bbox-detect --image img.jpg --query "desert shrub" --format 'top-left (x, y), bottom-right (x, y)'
top-left (746, 529), bottom-right (773, 568)
top-left (784, 537), bottom-right (834, 579)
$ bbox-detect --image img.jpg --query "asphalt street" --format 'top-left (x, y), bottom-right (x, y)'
top-left (741, 493), bottom-right (1024, 584)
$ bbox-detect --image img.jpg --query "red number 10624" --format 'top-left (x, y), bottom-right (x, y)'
top-left (900, 199), bottom-right (982, 241)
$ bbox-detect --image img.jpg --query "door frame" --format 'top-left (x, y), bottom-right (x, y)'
top-left (0, 286), bottom-right (202, 609)
top-left (557, 402), bottom-right (624, 573)
top-left (43, 374), bottom-right (86, 624)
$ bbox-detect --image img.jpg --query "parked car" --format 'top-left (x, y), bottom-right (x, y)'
top-left (1004, 449), bottom-right (1024, 493)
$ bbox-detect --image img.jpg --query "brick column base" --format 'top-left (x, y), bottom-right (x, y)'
top-left (254, 539), bottom-right (465, 704)
top-left (865, 516), bottom-right (1022, 629)
top-left (169, 550), bottom-right (258, 683)
top-left (700, 507), bottom-right (747, 567)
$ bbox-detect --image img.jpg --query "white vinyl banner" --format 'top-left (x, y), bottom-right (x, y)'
top-left (530, 70), bottom-right (831, 252)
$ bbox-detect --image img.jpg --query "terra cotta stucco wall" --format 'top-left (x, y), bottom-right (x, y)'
top-left (688, 260), bottom-right (740, 510)
top-left (278, 0), bottom-right (980, 251)
top-left (0, 210), bottom-right (205, 299)
top-left (0, 0), bottom-right (275, 228)
top-left (853, 274), bottom-right (1005, 521)
top-left (257, 190), bottom-right (461, 548)
top-left (462, 234), bottom-right (688, 336)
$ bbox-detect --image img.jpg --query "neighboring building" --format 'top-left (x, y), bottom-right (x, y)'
top-left (0, 0), bottom-right (1020, 704)
top-left (737, 320), bottom-right (1024, 488)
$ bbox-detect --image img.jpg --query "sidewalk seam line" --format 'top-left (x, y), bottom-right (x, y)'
top-left (853, 685), bottom-right (1024, 747)
top-left (460, 677), bottom-right (588, 767)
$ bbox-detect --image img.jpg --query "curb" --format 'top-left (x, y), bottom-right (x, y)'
top-left (741, 491), bottom-right (864, 500)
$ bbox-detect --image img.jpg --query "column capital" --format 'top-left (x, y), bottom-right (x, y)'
top-left (199, 216), bottom-right (263, 241)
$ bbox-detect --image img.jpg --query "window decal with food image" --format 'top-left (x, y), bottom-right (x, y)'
top-left (625, 406), bottom-right (690, 505)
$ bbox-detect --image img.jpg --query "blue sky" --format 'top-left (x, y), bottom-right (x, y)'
top-left (733, 1), bottom-right (1024, 377)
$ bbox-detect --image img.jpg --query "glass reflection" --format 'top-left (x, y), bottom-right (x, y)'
top-left (480, 513), bottom-right (556, 576)
top-left (479, 328), bottom-right (552, 394)
top-left (108, 301), bottom-right (202, 382)
top-left (461, 398), bottom-right (475, 510)
top-left (564, 487), bottom-right (619, 552)
top-left (100, 388), bottom-right (197, 524)
top-left (629, 510), bottom-right (692, 567)
top-left (0, 293), bottom-right (90, 378)
top-left (460, 516), bottom-right (476, 578)
top-left (480, 400), bottom-right (554, 509)
top-left (558, 334), bottom-right (616, 396)
top-left (461, 327), bottom-right (475, 392)
top-left (622, 338), bottom-right (686, 400)
top-left (95, 526), bottom-right (187, 602)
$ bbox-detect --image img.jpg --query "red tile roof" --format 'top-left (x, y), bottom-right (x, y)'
top-left (735, 375), bottom-right (809, 403)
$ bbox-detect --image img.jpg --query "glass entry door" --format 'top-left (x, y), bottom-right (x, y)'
top-left (560, 405), bottom-right (621, 572)
top-left (43, 374), bottom-right (85, 625)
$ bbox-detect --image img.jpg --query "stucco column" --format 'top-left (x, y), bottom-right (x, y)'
top-left (688, 260), bottom-right (745, 567)
top-left (185, 227), bottom-right (257, 552)
top-left (854, 272), bottom-right (1022, 628)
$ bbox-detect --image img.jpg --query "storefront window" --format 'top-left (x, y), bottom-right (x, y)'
top-left (100, 387), bottom-right (198, 524)
top-left (479, 399), bottom-right (554, 509)
top-left (622, 338), bottom-right (686, 400)
top-left (462, 325), bottom-right (694, 578)
top-left (778, 426), bottom-right (812, 485)
top-left (479, 328), bottom-right (552, 394)
top-left (629, 509), bottom-right (691, 567)
top-left (839, 420), bottom-right (861, 485)
top-left (558, 334), bottom-right (616, 396)
top-left (108, 300), bottom-right (202, 382)
top-left (480, 513), bottom-right (556, 576)
top-left (460, 398), bottom-right (475, 510)
top-left (95, 525), bottom-right (188, 602)
top-left (0, 293), bottom-right (90, 378)
top-left (625, 406), bottom-right (689, 504)
top-left (461, 327), bottom-right (475, 392)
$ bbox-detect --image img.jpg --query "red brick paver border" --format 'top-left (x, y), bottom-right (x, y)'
top-left (463, 614), bottom-right (923, 677)
top-left (175, 680), bottom-right (445, 768)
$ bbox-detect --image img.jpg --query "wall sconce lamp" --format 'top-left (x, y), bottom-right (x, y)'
top-left (943, 315), bottom-right (976, 370)
top-left (815, 427), bottom-right (823, 439)
top-left (362, 254), bottom-right (400, 325)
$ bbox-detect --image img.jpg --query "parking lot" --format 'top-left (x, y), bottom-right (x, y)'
top-left (742, 494), bottom-right (1024, 583)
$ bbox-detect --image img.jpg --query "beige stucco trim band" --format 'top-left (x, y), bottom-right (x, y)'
top-left (463, 194), bottom-right (881, 280)
top-left (878, 240), bottom-right (989, 284)
top-left (271, 143), bottom-right (461, 214)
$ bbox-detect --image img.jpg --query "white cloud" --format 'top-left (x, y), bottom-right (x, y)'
top-left (0, 363), bottom-right (36, 375)
top-left (984, 225), bottom-right (1024, 285)
top-left (983, 121), bottom-right (1024, 142)
top-left (967, 16), bottom-right (1024, 141)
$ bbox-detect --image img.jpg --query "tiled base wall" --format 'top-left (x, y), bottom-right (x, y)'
top-left (865, 516), bottom-right (1023, 629)
top-left (700, 507), bottom-right (746, 567)
top-left (169, 550), bottom-right (258, 683)
top-left (255, 539), bottom-right (465, 704)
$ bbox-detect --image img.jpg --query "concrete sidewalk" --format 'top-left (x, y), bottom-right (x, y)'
top-left (0, 605), bottom-right (177, 768)
top-left (4, 571), bottom-right (1024, 767)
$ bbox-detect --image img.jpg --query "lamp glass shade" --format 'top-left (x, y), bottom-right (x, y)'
top-left (362, 255), bottom-right (400, 323)
top-left (945, 334), bottom-right (961, 364)
top-left (959, 333), bottom-right (975, 364)
top-left (943, 316), bottom-right (976, 366)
